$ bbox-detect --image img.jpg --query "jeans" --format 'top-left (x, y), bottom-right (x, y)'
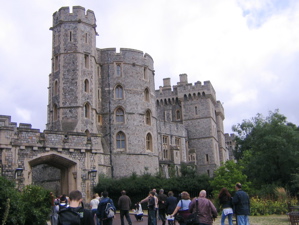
top-left (91, 209), bottom-right (100, 225)
top-left (120, 209), bottom-right (132, 225)
top-left (148, 209), bottom-right (157, 225)
top-left (237, 215), bottom-right (250, 225)
top-left (221, 210), bottom-right (233, 225)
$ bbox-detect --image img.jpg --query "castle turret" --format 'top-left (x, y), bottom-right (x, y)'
top-left (47, 6), bottom-right (99, 133)
top-left (99, 48), bottom-right (159, 177)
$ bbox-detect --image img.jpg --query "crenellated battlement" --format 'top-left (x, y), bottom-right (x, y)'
top-left (52, 6), bottom-right (96, 27)
top-left (99, 47), bottom-right (154, 69)
top-left (155, 74), bottom-right (216, 102)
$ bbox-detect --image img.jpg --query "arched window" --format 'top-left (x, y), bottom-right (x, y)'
top-left (115, 108), bottom-right (124, 123)
top-left (116, 63), bottom-right (122, 76)
top-left (53, 104), bottom-right (58, 121)
top-left (84, 79), bottom-right (89, 93)
top-left (144, 88), bottom-right (149, 102)
top-left (145, 110), bottom-right (151, 125)
top-left (54, 80), bottom-right (58, 95)
top-left (176, 110), bottom-right (181, 120)
top-left (116, 131), bottom-right (126, 149)
top-left (146, 133), bottom-right (153, 151)
top-left (115, 85), bottom-right (123, 99)
top-left (84, 102), bottom-right (91, 119)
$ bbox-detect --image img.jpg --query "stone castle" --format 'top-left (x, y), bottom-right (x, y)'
top-left (0, 6), bottom-right (231, 200)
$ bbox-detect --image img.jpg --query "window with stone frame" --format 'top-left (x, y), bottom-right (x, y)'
top-left (54, 55), bottom-right (59, 71)
top-left (115, 108), bottom-right (125, 123)
top-left (116, 131), bottom-right (126, 149)
top-left (188, 153), bottom-right (195, 162)
top-left (97, 115), bottom-right (102, 125)
top-left (145, 110), bottom-right (151, 125)
top-left (162, 136), bottom-right (169, 160)
top-left (175, 137), bottom-right (181, 149)
top-left (84, 79), bottom-right (90, 93)
top-left (176, 110), bottom-right (181, 120)
top-left (144, 67), bottom-right (148, 80)
top-left (115, 63), bottom-right (122, 77)
top-left (84, 54), bottom-right (90, 69)
top-left (53, 104), bottom-right (58, 121)
top-left (206, 154), bottom-right (209, 164)
top-left (146, 133), bottom-right (153, 151)
top-left (115, 85), bottom-right (123, 99)
top-left (54, 80), bottom-right (58, 95)
top-left (84, 103), bottom-right (91, 119)
top-left (144, 88), bottom-right (150, 102)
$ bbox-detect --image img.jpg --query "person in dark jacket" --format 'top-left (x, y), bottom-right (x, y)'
top-left (165, 191), bottom-right (177, 225)
top-left (158, 189), bottom-right (168, 225)
top-left (58, 190), bottom-right (94, 225)
top-left (218, 188), bottom-right (233, 225)
top-left (118, 190), bottom-right (132, 225)
top-left (97, 191), bottom-right (116, 225)
top-left (232, 183), bottom-right (250, 225)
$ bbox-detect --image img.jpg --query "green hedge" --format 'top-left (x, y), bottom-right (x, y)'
top-left (0, 176), bottom-right (51, 225)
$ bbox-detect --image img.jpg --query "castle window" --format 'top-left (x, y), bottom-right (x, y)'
top-left (54, 80), bottom-right (58, 95)
top-left (84, 79), bottom-right (90, 93)
top-left (116, 131), bottom-right (126, 149)
top-left (144, 67), bottom-right (148, 80)
top-left (115, 108), bottom-right (125, 123)
top-left (206, 154), bottom-right (209, 164)
top-left (146, 133), bottom-right (153, 151)
top-left (97, 115), bottom-right (102, 125)
top-left (176, 110), bottom-right (181, 120)
top-left (145, 110), bottom-right (151, 125)
top-left (84, 103), bottom-right (91, 119)
top-left (84, 54), bottom-right (90, 69)
top-left (115, 85), bottom-right (123, 99)
top-left (69, 31), bottom-right (72, 42)
top-left (175, 137), bottom-right (180, 149)
top-left (85, 33), bottom-right (88, 43)
top-left (54, 55), bottom-right (59, 71)
top-left (53, 104), bottom-right (58, 121)
top-left (195, 106), bottom-right (198, 115)
top-left (116, 63), bottom-right (122, 76)
top-left (162, 136), bottom-right (169, 160)
top-left (144, 88), bottom-right (149, 102)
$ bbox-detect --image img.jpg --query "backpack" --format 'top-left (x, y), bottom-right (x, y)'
top-left (104, 200), bottom-right (115, 219)
top-left (58, 207), bottom-right (84, 225)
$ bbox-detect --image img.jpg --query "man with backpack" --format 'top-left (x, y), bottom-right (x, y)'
top-left (58, 190), bottom-right (94, 225)
top-left (97, 191), bottom-right (116, 225)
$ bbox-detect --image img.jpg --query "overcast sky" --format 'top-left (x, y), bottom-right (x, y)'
top-left (0, 0), bottom-right (298, 133)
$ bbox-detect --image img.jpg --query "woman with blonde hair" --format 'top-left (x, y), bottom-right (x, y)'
top-left (170, 192), bottom-right (191, 225)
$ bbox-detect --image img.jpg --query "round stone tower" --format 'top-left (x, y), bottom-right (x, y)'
top-left (47, 6), bottom-right (99, 133)
top-left (98, 48), bottom-right (159, 177)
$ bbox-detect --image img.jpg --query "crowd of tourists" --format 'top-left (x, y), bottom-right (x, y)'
top-left (50, 182), bottom-right (250, 225)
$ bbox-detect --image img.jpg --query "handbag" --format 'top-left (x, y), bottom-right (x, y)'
top-left (186, 198), bottom-right (200, 225)
top-left (175, 200), bottom-right (186, 223)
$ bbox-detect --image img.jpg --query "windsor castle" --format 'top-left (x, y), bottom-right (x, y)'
top-left (0, 6), bottom-right (234, 200)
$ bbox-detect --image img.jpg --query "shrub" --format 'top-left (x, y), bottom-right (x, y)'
top-left (0, 177), bottom-right (51, 225)
top-left (21, 185), bottom-right (52, 225)
top-left (0, 177), bottom-right (25, 225)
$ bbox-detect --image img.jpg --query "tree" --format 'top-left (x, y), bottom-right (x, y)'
top-left (209, 160), bottom-right (250, 196)
top-left (232, 110), bottom-right (299, 191)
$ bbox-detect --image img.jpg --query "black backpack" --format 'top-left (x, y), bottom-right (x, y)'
top-left (58, 207), bottom-right (84, 225)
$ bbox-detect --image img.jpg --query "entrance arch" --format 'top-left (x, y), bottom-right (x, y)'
top-left (28, 154), bottom-right (77, 196)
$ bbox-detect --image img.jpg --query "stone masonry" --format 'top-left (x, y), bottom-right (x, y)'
top-left (0, 6), bottom-right (232, 201)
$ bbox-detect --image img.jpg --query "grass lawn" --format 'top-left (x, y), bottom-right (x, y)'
top-left (214, 214), bottom-right (290, 225)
